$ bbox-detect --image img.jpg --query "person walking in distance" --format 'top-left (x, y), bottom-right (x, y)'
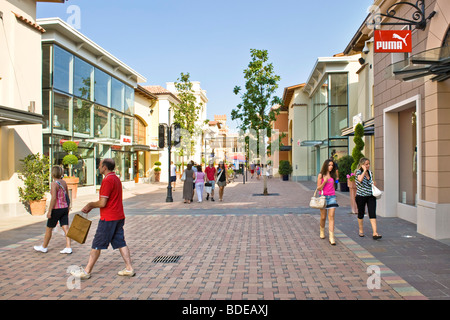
top-left (182, 163), bottom-right (195, 204)
top-left (317, 159), bottom-right (339, 245)
top-left (205, 160), bottom-right (216, 201)
top-left (71, 158), bottom-right (134, 280)
top-left (194, 165), bottom-right (206, 203)
top-left (217, 161), bottom-right (227, 201)
top-left (355, 158), bottom-right (382, 240)
top-left (170, 161), bottom-right (177, 191)
top-left (34, 166), bottom-right (72, 254)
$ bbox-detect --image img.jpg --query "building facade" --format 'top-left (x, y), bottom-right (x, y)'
top-left (0, 0), bottom-right (65, 218)
top-left (38, 18), bottom-right (146, 194)
top-left (368, 0), bottom-right (450, 239)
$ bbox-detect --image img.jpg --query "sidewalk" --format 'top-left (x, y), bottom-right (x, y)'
top-left (0, 177), bottom-right (449, 300)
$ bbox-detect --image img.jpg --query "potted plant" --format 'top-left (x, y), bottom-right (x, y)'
top-left (154, 161), bottom-right (161, 182)
top-left (337, 155), bottom-right (353, 192)
top-left (62, 141), bottom-right (80, 199)
top-left (17, 153), bottom-right (50, 215)
top-left (176, 162), bottom-right (182, 180)
top-left (278, 160), bottom-right (293, 181)
top-left (351, 123), bottom-right (365, 172)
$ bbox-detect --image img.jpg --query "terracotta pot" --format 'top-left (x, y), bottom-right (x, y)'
top-left (154, 171), bottom-right (161, 182)
top-left (347, 180), bottom-right (358, 214)
top-left (64, 176), bottom-right (79, 199)
top-left (29, 199), bottom-right (47, 216)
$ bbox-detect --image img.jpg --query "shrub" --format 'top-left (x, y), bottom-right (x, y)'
top-left (278, 160), bottom-right (293, 176)
top-left (351, 123), bottom-right (365, 172)
top-left (17, 153), bottom-right (50, 202)
top-left (337, 155), bottom-right (354, 183)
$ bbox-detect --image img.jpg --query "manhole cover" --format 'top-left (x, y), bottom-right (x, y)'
top-left (152, 255), bottom-right (182, 263)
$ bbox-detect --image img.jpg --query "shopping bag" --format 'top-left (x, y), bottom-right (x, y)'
top-left (309, 188), bottom-right (326, 209)
top-left (205, 182), bottom-right (212, 193)
top-left (67, 214), bottom-right (91, 244)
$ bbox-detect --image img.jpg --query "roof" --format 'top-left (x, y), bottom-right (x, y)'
top-left (142, 85), bottom-right (181, 103)
top-left (282, 83), bottom-right (305, 107)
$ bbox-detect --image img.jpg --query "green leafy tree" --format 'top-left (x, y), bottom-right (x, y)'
top-left (17, 153), bottom-right (50, 203)
top-left (170, 72), bottom-right (203, 159)
top-left (232, 49), bottom-right (283, 194)
top-left (351, 123), bottom-right (365, 172)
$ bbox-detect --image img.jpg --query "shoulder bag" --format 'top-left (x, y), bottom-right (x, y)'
top-left (309, 188), bottom-right (326, 209)
top-left (55, 180), bottom-right (71, 208)
top-left (369, 171), bottom-right (383, 199)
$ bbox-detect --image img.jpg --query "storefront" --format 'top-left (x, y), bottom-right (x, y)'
top-left (39, 18), bottom-right (146, 191)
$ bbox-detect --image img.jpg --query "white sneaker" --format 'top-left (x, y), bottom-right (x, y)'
top-left (33, 245), bottom-right (48, 253)
top-left (60, 247), bottom-right (72, 254)
top-left (70, 267), bottom-right (91, 280)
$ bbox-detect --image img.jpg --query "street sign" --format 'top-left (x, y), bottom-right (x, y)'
top-left (374, 30), bottom-right (412, 53)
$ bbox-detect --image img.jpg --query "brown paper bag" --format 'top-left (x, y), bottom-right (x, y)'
top-left (67, 214), bottom-right (91, 244)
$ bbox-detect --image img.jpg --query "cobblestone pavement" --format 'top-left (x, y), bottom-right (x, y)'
top-left (1, 176), bottom-right (449, 301)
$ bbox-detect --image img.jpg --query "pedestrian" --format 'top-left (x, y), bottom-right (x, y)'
top-left (256, 165), bottom-right (261, 180)
top-left (170, 161), bottom-right (177, 191)
top-left (216, 161), bottom-right (227, 201)
top-left (191, 161), bottom-right (197, 201)
top-left (317, 159), bottom-right (339, 245)
top-left (194, 165), bottom-right (205, 202)
top-left (70, 158), bottom-right (134, 280)
top-left (250, 162), bottom-right (255, 178)
top-left (329, 155), bottom-right (339, 190)
top-left (205, 160), bottom-right (216, 201)
top-left (34, 166), bottom-right (72, 254)
top-left (355, 158), bottom-right (382, 240)
top-left (183, 163), bottom-right (195, 204)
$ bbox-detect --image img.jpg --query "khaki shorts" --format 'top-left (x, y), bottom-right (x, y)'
top-left (217, 181), bottom-right (226, 187)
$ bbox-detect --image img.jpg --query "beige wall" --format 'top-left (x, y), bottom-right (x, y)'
top-left (0, 0), bottom-right (44, 217)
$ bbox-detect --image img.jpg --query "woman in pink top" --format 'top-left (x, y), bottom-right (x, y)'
top-left (317, 159), bottom-right (339, 245)
top-left (195, 165), bottom-right (206, 202)
top-left (34, 166), bottom-right (72, 254)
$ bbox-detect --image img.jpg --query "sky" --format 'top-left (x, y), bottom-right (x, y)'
top-left (37, 0), bottom-right (373, 132)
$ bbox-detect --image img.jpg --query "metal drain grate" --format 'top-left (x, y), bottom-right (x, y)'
top-left (152, 255), bottom-right (181, 263)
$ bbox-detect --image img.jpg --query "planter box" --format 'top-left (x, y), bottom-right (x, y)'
top-left (29, 199), bottom-right (46, 216)
top-left (64, 176), bottom-right (79, 199)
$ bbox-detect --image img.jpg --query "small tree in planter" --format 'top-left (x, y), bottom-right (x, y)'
top-left (351, 123), bottom-right (365, 172)
top-left (17, 153), bottom-right (50, 215)
top-left (278, 160), bottom-right (293, 181)
top-left (337, 155), bottom-right (353, 191)
top-left (154, 161), bottom-right (162, 182)
top-left (62, 141), bottom-right (80, 199)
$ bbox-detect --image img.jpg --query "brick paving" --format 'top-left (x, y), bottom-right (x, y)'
top-left (0, 176), bottom-right (447, 300)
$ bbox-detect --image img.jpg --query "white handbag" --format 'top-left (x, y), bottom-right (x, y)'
top-left (309, 188), bottom-right (326, 209)
top-left (369, 171), bottom-right (383, 199)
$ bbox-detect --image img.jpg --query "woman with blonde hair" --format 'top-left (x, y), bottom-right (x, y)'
top-left (317, 159), bottom-right (339, 245)
top-left (34, 166), bottom-right (72, 253)
top-left (355, 158), bottom-right (382, 240)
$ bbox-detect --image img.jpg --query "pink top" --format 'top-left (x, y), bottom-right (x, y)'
top-left (195, 172), bottom-right (205, 184)
top-left (321, 178), bottom-right (336, 196)
top-left (54, 183), bottom-right (68, 209)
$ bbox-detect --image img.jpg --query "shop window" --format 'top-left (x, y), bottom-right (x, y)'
top-left (53, 45), bottom-right (72, 94)
top-left (111, 78), bottom-right (124, 112)
top-left (111, 111), bottom-right (123, 140)
top-left (94, 105), bottom-right (109, 138)
top-left (73, 98), bottom-right (92, 136)
top-left (134, 117), bottom-right (146, 145)
top-left (328, 107), bottom-right (348, 138)
top-left (124, 85), bottom-right (134, 115)
top-left (53, 92), bottom-right (71, 132)
top-left (94, 68), bottom-right (110, 107)
top-left (328, 73), bottom-right (348, 106)
top-left (74, 57), bottom-right (93, 100)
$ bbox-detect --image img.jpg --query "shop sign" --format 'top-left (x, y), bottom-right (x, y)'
top-left (120, 135), bottom-right (132, 146)
top-left (374, 30), bottom-right (411, 53)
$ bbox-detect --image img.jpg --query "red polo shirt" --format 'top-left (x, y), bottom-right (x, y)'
top-left (99, 172), bottom-right (125, 221)
top-left (205, 166), bottom-right (216, 181)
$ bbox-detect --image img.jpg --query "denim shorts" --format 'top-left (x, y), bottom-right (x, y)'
top-left (325, 195), bottom-right (339, 208)
top-left (92, 219), bottom-right (127, 250)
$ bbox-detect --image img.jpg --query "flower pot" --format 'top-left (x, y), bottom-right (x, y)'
top-left (29, 199), bottom-right (46, 216)
top-left (154, 171), bottom-right (161, 182)
top-left (64, 176), bottom-right (79, 199)
top-left (347, 180), bottom-right (356, 189)
top-left (282, 175), bottom-right (289, 181)
top-left (340, 182), bottom-right (349, 192)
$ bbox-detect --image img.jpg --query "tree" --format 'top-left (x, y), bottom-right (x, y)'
top-left (231, 49), bottom-right (283, 195)
top-left (351, 123), bottom-right (365, 172)
top-left (170, 72), bottom-right (203, 160)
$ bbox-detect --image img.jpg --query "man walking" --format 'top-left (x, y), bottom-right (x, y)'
top-left (71, 158), bottom-right (134, 280)
top-left (205, 160), bottom-right (216, 201)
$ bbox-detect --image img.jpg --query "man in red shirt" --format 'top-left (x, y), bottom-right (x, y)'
top-left (71, 158), bottom-right (134, 280)
top-left (205, 161), bottom-right (216, 201)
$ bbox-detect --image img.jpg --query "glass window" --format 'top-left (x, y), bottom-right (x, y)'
top-left (94, 68), bottom-right (110, 107)
top-left (53, 46), bottom-right (72, 94)
top-left (94, 105), bottom-right (109, 138)
top-left (73, 98), bottom-right (92, 136)
top-left (124, 116), bottom-right (133, 137)
top-left (329, 73), bottom-right (348, 106)
top-left (111, 78), bottom-right (124, 112)
top-left (328, 107), bottom-right (348, 138)
top-left (124, 85), bottom-right (134, 115)
top-left (42, 90), bottom-right (51, 130)
top-left (111, 111), bottom-right (123, 139)
top-left (134, 117), bottom-right (146, 145)
top-left (53, 92), bottom-right (71, 132)
top-left (74, 57), bottom-right (93, 100)
top-left (42, 45), bottom-right (51, 89)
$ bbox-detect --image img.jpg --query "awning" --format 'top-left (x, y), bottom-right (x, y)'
top-left (300, 140), bottom-right (325, 147)
top-left (387, 46), bottom-right (450, 82)
top-left (132, 144), bottom-right (151, 151)
top-left (341, 118), bottom-right (375, 136)
top-left (280, 145), bottom-right (292, 151)
top-left (0, 105), bottom-right (44, 126)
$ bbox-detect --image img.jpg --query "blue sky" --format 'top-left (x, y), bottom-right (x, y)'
top-left (37, 0), bottom-right (373, 132)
